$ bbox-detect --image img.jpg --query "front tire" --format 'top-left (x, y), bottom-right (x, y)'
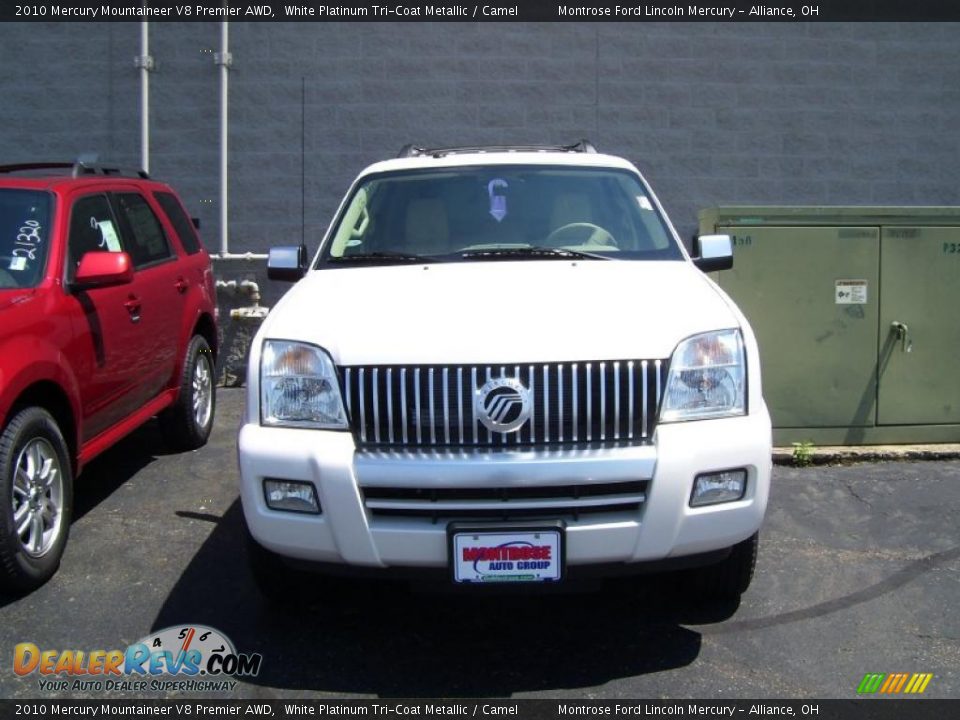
top-left (687, 532), bottom-right (759, 601)
top-left (0, 407), bottom-right (73, 593)
top-left (161, 335), bottom-right (216, 451)
top-left (245, 526), bottom-right (305, 604)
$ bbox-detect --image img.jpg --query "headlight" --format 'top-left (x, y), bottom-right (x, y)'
top-left (660, 329), bottom-right (746, 422)
top-left (260, 340), bottom-right (348, 429)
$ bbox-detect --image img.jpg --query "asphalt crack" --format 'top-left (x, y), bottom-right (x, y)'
top-left (698, 545), bottom-right (960, 635)
top-left (843, 479), bottom-right (873, 508)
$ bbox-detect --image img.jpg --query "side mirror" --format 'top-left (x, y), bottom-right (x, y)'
top-left (191, 217), bottom-right (201, 230)
top-left (692, 234), bottom-right (733, 272)
top-left (267, 245), bottom-right (307, 282)
top-left (73, 251), bottom-right (134, 289)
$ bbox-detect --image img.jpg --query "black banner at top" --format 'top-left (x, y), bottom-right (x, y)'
top-left (3, 0), bottom-right (960, 22)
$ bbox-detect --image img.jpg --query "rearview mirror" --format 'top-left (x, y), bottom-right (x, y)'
top-left (73, 251), bottom-right (134, 289)
top-left (267, 245), bottom-right (307, 282)
top-left (692, 234), bottom-right (733, 272)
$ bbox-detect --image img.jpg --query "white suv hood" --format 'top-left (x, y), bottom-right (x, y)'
top-left (261, 260), bottom-right (739, 365)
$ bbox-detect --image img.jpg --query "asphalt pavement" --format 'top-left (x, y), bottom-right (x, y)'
top-left (1, 388), bottom-right (957, 700)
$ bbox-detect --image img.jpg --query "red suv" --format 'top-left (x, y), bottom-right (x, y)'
top-left (0, 162), bottom-right (218, 593)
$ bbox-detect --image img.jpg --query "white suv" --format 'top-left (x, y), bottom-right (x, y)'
top-left (238, 142), bottom-right (771, 601)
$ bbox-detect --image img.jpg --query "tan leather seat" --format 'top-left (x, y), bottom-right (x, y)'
top-left (550, 192), bottom-right (593, 231)
top-left (405, 198), bottom-right (449, 255)
top-left (546, 193), bottom-right (593, 247)
top-left (547, 192), bottom-right (617, 248)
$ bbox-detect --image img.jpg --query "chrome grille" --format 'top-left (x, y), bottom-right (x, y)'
top-left (362, 481), bottom-right (647, 521)
top-left (341, 360), bottom-right (666, 448)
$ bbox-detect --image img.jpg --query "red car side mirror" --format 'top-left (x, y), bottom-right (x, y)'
top-left (73, 251), bottom-right (134, 289)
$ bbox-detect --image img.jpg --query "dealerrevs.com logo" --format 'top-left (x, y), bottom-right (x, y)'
top-left (14, 625), bottom-right (262, 693)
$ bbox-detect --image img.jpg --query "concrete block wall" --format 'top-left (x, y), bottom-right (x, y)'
top-left (5, 22), bottom-right (958, 250)
top-left (2, 21), bottom-right (958, 379)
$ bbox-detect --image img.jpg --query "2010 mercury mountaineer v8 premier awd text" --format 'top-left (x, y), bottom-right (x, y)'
top-left (237, 141), bottom-right (772, 602)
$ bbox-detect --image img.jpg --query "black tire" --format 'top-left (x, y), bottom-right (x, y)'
top-left (687, 532), bottom-right (759, 601)
top-left (0, 407), bottom-right (74, 593)
top-left (245, 526), bottom-right (307, 604)
top-left (161, 335), bottom-right (216, 451)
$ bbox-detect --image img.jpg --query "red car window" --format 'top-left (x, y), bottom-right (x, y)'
top-left (0, 189), bottom-right (52, 289)
top-left (154, 191), bottom-right (203, 255)
top-left (113, 193), bottom-right (173, 268)
top-left (66, 194), bottom-right (125, 280)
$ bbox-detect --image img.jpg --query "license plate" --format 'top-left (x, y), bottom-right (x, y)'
top-left (449, 525), bottom-right (564, 584)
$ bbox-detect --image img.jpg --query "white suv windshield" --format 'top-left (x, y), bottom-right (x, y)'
top-left (319, 166), bottom-right (684, 266)
top-left (0, 190), bottom-right (52, 289)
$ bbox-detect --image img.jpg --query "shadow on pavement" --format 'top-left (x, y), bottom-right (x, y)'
top-left (151, 500), bottom-right (740, 697)
top-left (0, 420), bottom-right (165, 608)
top-left (72, 420), bottom-right (168, 522)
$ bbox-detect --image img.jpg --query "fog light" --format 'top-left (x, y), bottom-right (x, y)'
top-left (263, 479), bottom-right (320, 514)
top-left (690, 469), bottom-right (747, 507)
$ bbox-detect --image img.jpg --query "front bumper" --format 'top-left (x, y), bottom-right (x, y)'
top-left (238, 407), bottom-right (772, 571)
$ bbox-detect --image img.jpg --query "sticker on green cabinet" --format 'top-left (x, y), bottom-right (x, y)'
top-left (835, 279), bottom-right (867, 304)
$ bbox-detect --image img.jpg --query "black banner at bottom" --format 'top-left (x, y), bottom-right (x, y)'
top-left (0, 700), bottom-right (956, 720)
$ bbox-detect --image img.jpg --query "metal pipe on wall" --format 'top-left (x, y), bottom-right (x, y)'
top-left (210, 23), bottom-right (265, 261)
top-left (136, 21), bottom-right (153, 174)
top-left (218, 20), bottom-right (231, 256)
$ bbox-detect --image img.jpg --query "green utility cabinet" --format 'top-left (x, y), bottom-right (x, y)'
top-left (699, 207), bottom-right (960, 445)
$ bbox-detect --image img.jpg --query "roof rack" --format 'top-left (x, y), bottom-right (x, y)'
top-left (397, 139), bottom-right (598, 159)
top-left (0, 162), bottom-right (150, 179)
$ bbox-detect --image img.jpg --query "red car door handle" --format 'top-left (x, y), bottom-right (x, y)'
top-left (124, 296), bottom-right (142, 322)
top-left (175, 277), bottom-right (190, 294)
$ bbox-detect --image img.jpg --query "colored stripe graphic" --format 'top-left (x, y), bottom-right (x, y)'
top-left (857, 673), bottom-right (885, 694)
top-left (904, 673), bottom-right (933, 694)
top-left (857, 672), bottom-right (932, 694)
top-left (879, 673), bottom-right (907, 693)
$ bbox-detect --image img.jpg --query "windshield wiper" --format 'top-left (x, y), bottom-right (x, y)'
top-left (459, 246), bottom-right (611, 261)
top-left (328, 251), bottom-right (437, 265)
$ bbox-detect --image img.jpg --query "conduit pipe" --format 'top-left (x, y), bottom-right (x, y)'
top-left (135, 22), bottom-right (154, 174)
top-left (210, 20), bottom-right (268, 261)
top-left (216, 20), bottom-right (232, 256)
